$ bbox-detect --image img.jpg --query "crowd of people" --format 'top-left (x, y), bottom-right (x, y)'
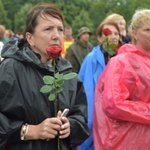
top-left (0, 25), bottom-right (24, 60)
top-left (0, 2), bottom-right (150, 150)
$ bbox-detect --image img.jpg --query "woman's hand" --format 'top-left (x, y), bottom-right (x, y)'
top-left (59, 116), bottom-right (70, 139)
top-left (24, 110), bottom-right (70, 140)
top-left (25, 117), bottom-right (62, 140)
top-left (37, 118), bottom-right (62, 140)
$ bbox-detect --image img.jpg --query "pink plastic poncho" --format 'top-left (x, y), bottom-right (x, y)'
top-left (93, 44), bottom-right (150, 150)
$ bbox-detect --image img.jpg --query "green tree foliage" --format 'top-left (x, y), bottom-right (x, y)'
top-left (58, 1), bottom-right (81, 27)
top-left (0, 0), bottom-right (10, 27)
top-left (56, 0), bottom-right (92, 36)
top-left (89, 0), bottom-right (110, 31)
top-left (72, 9), bottom-right (94, 37)
top-left (1, 0), bottom-right (25, 30)
top-left (0, 0), bottom-right (149, 43)
top-left (14, 3), bottom-right (32, 33)
top-left (123, 0), bottom-right (150, 23)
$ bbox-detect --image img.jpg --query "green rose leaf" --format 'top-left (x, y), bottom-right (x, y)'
top-left (43, 75), bottom-right (54, 84)
top-left (101, 36), bottom-right (117, 56)
top-left (56, 82), bottom-right (64, 88)
top-left (40, 85), bottom-right (52, 93)
top-left (56, 79), bottom-right (64, 87)
top-left (110, 43), bottom-right (117, 49)
top-left (48, 93), bottom-right (56, 101)
top-left (63, 73), bottom-right (77, 80)
top-left (55, 72), bottom-right (60, 78)
top-left (55, 72), bottom-right (63, 79)
top-left (107, 47), bottom-right (116, 56)
top-left (56, 87), bottom-right (63, 93)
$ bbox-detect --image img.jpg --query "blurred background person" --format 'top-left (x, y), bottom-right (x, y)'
top-left (61, 26), bottom-right (74, 58)
top-left (5, 29), bottom-right (15, 40)
top-left (104, 13), bottom-right (131, 44)
top-left (0, 25), bottom-right (9, 44)
top-left (77, 20), bottom-right (121, 150)
top-left (15, 32), bottom-right (24, 40)
top-left (66, 26), bottom-right (93, 73)
top-left (93, 8), bottom-right (150, 150)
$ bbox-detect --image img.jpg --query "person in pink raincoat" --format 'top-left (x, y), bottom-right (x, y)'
top-left (93, 8), bottom-right (150, 150)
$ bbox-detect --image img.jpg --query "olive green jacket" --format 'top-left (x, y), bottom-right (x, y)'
top-left (65, 38), bottom-right (93, 73)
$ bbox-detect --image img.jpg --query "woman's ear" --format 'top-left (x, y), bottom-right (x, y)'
top-left (26, 32), bottom-right (34, 46)
top-left (132, 29), bottom-right (139, 38)
top-left (131, 30), bottom-right (137, 44)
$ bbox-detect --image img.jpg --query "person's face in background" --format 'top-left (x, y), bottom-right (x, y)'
top-left (0, 32), bottom-right (3, 39)
top-left (115, 19), bottom-right (126, 36)
top-left (0, 27), bottom-right (5, 39)
top-left (5, 30), bottom-right (11, 38)
top-left (64, 28), bottom-right (73, 39)
top-left (79, 32), bottom-right (90, 43)
top-left (26, 14), bottom-right (64, 62)
top-left (132, 20), bottom-right (150, 54)
top-left (98, 24), bottom-right (120, 45)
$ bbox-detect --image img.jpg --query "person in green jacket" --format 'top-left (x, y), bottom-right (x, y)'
top-left (65, 27), bottom-right (93, 73)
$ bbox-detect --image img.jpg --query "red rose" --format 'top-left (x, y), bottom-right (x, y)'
top-left (102, 28), bottom-right (112, 36)
top-left (46, 46), bottom-right (62, 59)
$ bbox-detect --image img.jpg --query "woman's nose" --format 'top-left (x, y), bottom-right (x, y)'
top-left (53, 29), bottom-right (60, 36)
top-left (52, 29), bottom-right (61, 41)
top-left (109, 34), bottom-right (115, 39)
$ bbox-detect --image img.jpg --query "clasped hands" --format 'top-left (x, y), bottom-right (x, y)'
top-left (39, 110), bottom-right (70, 140)
top-left (25, 110), bottom-right (70, 140)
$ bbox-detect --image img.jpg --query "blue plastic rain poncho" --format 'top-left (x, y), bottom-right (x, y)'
top-left (77, 45), bottom-right (106, 150)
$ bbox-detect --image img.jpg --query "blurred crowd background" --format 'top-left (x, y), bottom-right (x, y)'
top-left (0, 0), bottom-right (149, 43)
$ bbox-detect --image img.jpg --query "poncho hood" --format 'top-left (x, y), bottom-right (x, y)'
top-left (118, 43), bottom-right (150, 58)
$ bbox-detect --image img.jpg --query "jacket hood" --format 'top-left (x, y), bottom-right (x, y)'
top-left (1, 40), bottom-right (72, 73)
top-left (118, 44), bottom-right (150, 58)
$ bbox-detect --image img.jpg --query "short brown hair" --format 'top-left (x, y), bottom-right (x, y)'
top-left (25, 3), bottom-right (64, 34)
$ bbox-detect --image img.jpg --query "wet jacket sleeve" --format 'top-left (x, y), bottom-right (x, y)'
top-left (100, 57), bottom-right (150, 124)
top-left (67, 78), bottom-right (90, 147)
top-left (0, 61), bottom-right (23, 149)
